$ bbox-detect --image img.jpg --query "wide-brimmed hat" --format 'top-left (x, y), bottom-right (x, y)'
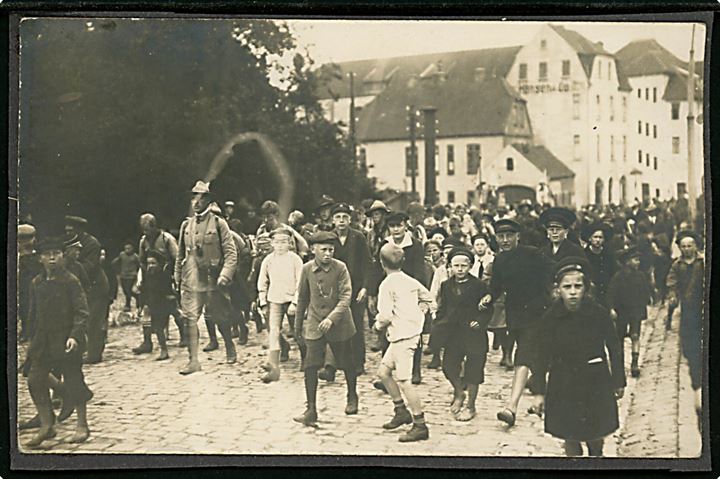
top-left (191, 180), bottom-right (210, 195)
top-left (366, 200), bottom-right (390, 216)
top-left (581, 221), bottom-right (614, 243)
top-left (675, 230), bottom-right (702, 247)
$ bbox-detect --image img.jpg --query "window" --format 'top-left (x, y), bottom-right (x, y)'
top-left (539, 62), bottom-right (548, 81)
top-left (672, 137), bottom-right (680, 154)
top-left (677, 182), bottom-right (687, 197)
top-left (540, 39), bottom-right (547, 49)
top-left (572, 93), bottom-right (581, 120)
top-left (466, 144), bottom-right (481, 175)
top-left (596, 95), bottom-right (601, 121)
top-left (562, 60), bottom-right (571, 77)
top-left (671, 102), bottom-right (680, 120)
top-left (653, 87), bottom-right (657, 103)
top-left (610, 135), bottom-right (615, 161)
top-left (655, 188), bottom-right (660, 198)
top-left (597, 61), bottom-right (602, 79)
top-left (446, 145), bottom-right (455, 176)
top-left (573, 135), bottom-right (581, 161)
top-left (637, 88), bottom-right (642, 98)
top-left (622, 97), bottom-right (627, 122)
top-left (447, 191), bottom-right (455, 203)
top-left (645, 123), bottom-right (650, 136)
top-left (435, 146), bottom-right (440, 176)
top-left (519, 63), bottom-right (527, 81)
top-left (506, 157), bottom-right (514, 171)
top-left (596, 135), bottom-right (601, 162)
top-left (405, 146), bottom-right (417, 177)
top-left (608, 61), bottom-right (613, 80)
top-left (653, 125), bottom-right (657, 139)
top-left (637, 121), bottom-right (642, 134)
top-left (609, 96), bottom-right (615, 121)
top-left (467, 190), bottom-right (476, 203)
top-left (646, 153), bottom-right (650, 167)
top-left (638, 149), bottom-right (642, 164)
top-left (623, 135), bottom-right (627, 162)
top-left (653, 156), bottom-right (658, 170)
top-left (645, 88), bottom-right (649, 100)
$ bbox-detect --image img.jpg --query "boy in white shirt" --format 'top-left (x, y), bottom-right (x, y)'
top-left (257, 228), bottom-right (303, 383)
top-left (374, 243), bottom-right (435, 442)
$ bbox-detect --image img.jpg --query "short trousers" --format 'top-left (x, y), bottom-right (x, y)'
top-left (616, 314), bottom-right (642, 338)
top-left (304, 336), bottom-right (355, 372)
top-left (380, 335), bottom-right (419, 382)
top-left (180, 289), bottom-right (231, 326)
top-left (441, 333), bottom-right (488, 385)
top-left (510, 324), bottom-right (543, 369)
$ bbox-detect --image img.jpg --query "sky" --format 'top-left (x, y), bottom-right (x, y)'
top-left (285, 20), bottom-right (706, 65)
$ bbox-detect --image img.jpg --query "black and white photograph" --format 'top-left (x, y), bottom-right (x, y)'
top-left (11, 14), bottom-right (709, 464)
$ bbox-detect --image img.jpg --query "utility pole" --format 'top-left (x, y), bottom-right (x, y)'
top-left (349, 72), bottom-right (357, 165)
top-left (421, 106), bottom-right (438, 206)
top-left (687, 24), bottom-right (697, 225)
top-left (407, 105), bottom-right (418, 195)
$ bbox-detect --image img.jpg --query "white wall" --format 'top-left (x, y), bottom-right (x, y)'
top-left (362, 135), bottom-right (506, 204)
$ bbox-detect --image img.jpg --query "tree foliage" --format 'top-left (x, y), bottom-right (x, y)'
top-left (18, 18), bottom-right (373, 250)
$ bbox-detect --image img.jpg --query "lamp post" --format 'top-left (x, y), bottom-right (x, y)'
top-left (686, 24), bottom-right (697, 226)
top-left (407, 105), bottom-right (418, 194)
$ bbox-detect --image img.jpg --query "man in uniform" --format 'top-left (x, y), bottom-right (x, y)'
top-left (65, 216), bottom-right (109, 364)
top-left (224, 200), bottom-right (244, 234)
top-left (480, 218), bottom-right (554, 427)
top-left (174, 180), bottom-right (238, 375)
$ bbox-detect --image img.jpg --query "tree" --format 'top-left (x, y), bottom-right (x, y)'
top-left (18, 18), bottom-right (373, 252)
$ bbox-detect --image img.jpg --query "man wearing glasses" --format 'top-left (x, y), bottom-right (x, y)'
top-left (538, 207), bottom-right (587, 263)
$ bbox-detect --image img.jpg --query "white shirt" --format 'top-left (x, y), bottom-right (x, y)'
top-left (376, 271), bottom-right (436, 342)
top-left (257, 251), bottom-right (303, 306)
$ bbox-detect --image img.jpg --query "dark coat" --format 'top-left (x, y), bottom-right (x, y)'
top-left (584, 246), bottom-right (618, 303)
top-left (333, 227), bottom-right (372, 295)
top-left (536, 300), bottom-right (626, 441)
top-left (139, 266), bottom-right (175, 327)
top-left (18, 252), bottom-right (43, 324)
top-left (26, 269), bottom-right (89, 363)
top-left (65, 259), bottom-right (91, 293)
top-left (430, 275), bottom-right (493, 351)
top-left (489, 245), bottom-right (554, 330)
top-left (541, 239), bottom-right (587, 263)
top-left (607, 266), bottom-right (651, 320)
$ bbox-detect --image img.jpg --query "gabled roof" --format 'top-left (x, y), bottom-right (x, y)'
top-left (615, 39), bottom-right (703, 101)
top-left (511, 143), bottom-right (575, 180)
top-left (314, 45), bottom-right (522, 101)
top-left (548, 24), bottom-right (631, 91)
top-left (355, 73), bottom-right (528, 142)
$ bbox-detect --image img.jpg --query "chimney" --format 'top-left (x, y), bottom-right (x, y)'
top-left (596, 41), bottom-right (604, 50)
top-left (407, 74), bottom-right (419, 89)
top-left (436, 60), bottom-right (447, 83)
top-left (474, 67), bottom-right (486, 82)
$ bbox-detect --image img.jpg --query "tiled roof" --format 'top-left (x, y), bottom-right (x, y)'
top-left (315, 46), bottom-right (522, 100)
top-left (512, 143), bottom-right (575, 180)
top-left (355, 73), bottom-right (528, 142)
top-left (614, 39), bottom-right (703, 101)
top-left (318, 46), bottom-right (528, 142)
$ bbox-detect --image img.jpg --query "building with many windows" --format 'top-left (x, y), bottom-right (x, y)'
top-left (316, 24), bottom-right (704, 207)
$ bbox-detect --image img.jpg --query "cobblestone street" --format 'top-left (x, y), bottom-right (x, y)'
top-left (16, 300), bottom-right (701, 457)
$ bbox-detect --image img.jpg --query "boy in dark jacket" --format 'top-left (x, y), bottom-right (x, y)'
top-left (23, 237), bottom-right (92, 448)
top-left (138, 249), bottom-right (175, 361)
top-left (432, 248), bottom-right (493, 422)
top-left (607, 246), bottom-right (652, 378)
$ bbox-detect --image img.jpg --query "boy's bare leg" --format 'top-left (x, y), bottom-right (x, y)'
top-left (69, 401), bottom-right (90, 443)
top-left (507, 365), bottom-right (529, 413)
top-left (397, 380), bottom-right (422, 416)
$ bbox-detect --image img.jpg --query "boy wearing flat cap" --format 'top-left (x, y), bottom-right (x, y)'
top-left (538, 207), bottom-right (586, 263)
top-left (293, 231), bottom-right (358, 426)
top-left (607, 246), bottom-right (652, 378)
top-left (666, 230), bottom-right (704, 419)
top-left (22, 237), bottom-right (93, 447)
top-left (432, 247), bottom-right (493, 421)
top-left (374, 243), bottom-right (435, 442)
top-left (483, 218), bottom-right (554, 427)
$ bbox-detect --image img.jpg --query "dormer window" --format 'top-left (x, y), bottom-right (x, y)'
top-left (540, 39), bottom-right (547, 49)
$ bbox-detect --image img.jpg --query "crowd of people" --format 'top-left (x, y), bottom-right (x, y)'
top-left (16, 180), bottom-right (705, 453)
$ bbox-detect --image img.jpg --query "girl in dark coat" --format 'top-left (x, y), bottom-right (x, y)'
top-left (532, 256), bottom-right (626, 457)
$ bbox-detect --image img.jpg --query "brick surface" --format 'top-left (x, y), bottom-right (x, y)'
top-left (16, 298), bottom-right (697, 457)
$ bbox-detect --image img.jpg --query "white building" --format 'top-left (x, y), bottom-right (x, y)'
top-left (316, 24), bottom-right (704, 207)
